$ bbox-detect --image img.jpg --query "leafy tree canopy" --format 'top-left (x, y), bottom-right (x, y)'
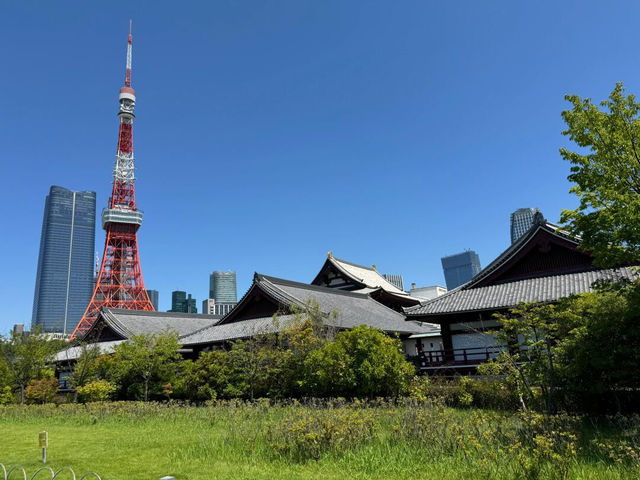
top-left (561, 83), bottom-right (640, 267)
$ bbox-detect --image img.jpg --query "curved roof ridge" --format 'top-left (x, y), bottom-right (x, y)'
top-left (255, 273), bottom-right (309, 309)
top-left (257, 273), bottom-right (375, 298)
top-left (100, 308), bottom-right (135, 339)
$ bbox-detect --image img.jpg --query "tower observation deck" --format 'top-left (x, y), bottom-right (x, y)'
top-left (71, 23), bottom-right (155, 340)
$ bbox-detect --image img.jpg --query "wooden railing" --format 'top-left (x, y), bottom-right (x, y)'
top-left (417, 345), bottom-right (504, 369)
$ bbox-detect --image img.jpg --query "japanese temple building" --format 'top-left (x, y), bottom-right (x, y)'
top-left (56, 259), bottom-right (437, 367)
top-left (404, 214), bottom-right (638, 372)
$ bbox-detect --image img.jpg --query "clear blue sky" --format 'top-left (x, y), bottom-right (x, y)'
top-left (1, 1), bottom-right (638, 332)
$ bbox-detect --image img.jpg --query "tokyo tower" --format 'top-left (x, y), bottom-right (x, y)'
top-left (71, 23), bottom-right (154, 340)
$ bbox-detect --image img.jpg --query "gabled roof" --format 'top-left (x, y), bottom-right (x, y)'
top-left (312, 255), bottom-right (408, 294)
top-left (464, 217), bottom-right (591, 289)
top-left (310, 254), bottom-right (421, 308)
top-left (84, 308), bottom-right (222, 341)
top-left (211, 272), bottom-right (435, 339)
top-left (405, 267), bottom-right (638, 316)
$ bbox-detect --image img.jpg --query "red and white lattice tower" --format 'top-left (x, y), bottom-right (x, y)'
top-left (71, 23), bottom-right (154, 340)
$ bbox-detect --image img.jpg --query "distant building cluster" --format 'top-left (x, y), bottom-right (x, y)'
top-left (170, 291), bottom-right (198, 314)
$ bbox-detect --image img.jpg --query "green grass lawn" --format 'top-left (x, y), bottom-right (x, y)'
top-left (0, 402), bottom-right (637, 480)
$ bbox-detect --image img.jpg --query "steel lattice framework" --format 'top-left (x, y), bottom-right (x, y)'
top-left (71, 23), bottom-right (154, 340)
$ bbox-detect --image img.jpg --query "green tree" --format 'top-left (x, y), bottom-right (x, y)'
top-left (0, 331), bottom-right (63, 404)
top-left (278, 319), bottom-right (326, 396)
top-left (25, 377), bottom-right (58, 404)
top-left (560, 83), bottom-right (640, 267)
top-left (554, 280), bottom-right (640, 412)
top-left (481, 280), bottom-right (640, 413)
top-left (226, 333), bottom-right (291, 399)
top-left (175, 351), bottom-right (232, 401)
top-left (112, 332), bottom-right (181, 401)
top-left (480, 303), bottom-right (563, 413)
top-left (68, 343), bottom-right (101, 402)
top-left (303, 325), bottom-right (415, 397)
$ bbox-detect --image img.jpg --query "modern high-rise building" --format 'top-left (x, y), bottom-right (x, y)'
top-left (209, 271), bottom-right (237, 303)
top-left (31, 186), bottom-right (96, 334)
top-left (170, 290), bottom-right (197, 313)
top-left (171, 291), bottom-right (186, 312)
top-left (441, 251), bottom-right (481, 290)
top-left (510, 208), bottom-right (542, 244)
top-left (146, 289), bottom-right (159, 311)
top-left (382, 274), bottom-right (404, 290)
top-left (185, 294), bottom-right (197, 313)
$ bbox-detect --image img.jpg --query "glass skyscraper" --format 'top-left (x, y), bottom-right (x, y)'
top-left (32, 186), bottom-right (96, 334)
top-left (441, 251), bottom-right (481, 290)
top-left (209, 271), bottom-right (237, 303)
top-left (171, 291), bottom-right (187, 312)
top-left (146, 289), bottom-right (159, 311)
top-left (510, 208), bottom-right (542, 244)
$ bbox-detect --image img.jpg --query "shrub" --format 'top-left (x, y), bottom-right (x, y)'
top-left (409, 376), bottom-right (520, 410)
top-left (76, 380), bottom-right (116, 402)
top-left (0, 385), bottom-right (14, 405)
top-left (25, 377), bottom-right (58, 404)
top-left (303, 326), bottom-right (414, 397)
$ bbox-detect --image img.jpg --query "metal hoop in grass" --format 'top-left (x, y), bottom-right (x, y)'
top-left (28, 467), bottom-right (54, 480)
top-left (5, 465), bottom-right (27, 480)
top-left (77, 474), bottom-right (101, 480)
top-left (0, 463), bottom-right (6, 480)
top-left (52, 468), bottom-right (75, 480)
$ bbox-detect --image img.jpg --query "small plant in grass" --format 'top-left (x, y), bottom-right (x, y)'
top-left (267, 407), bottom-right (375, 461)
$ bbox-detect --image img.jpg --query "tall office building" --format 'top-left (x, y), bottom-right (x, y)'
top-left (146, 289), bottom-right (159, 311)
top-left (441, 251), bottom-right (481, 290)
top-left (170, 290), bottom-right (197, 313)
top-left (185, 294), bottom-right (197, 313)
top-left (382, 274), bottom-right (403, 290)
top-left (209, 271), bottom-right (237, 303)
top-left (32, 186), bottom-right (96, 334)
top-left (510, 208), bottom-right (542, 244)
top-left (171, 291), bottom-right (186, 312)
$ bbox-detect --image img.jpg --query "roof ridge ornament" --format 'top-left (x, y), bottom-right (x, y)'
top-left (327, 251), bottom-right (332, 258)
top-left (533, 211), bottom-right (546, 226)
